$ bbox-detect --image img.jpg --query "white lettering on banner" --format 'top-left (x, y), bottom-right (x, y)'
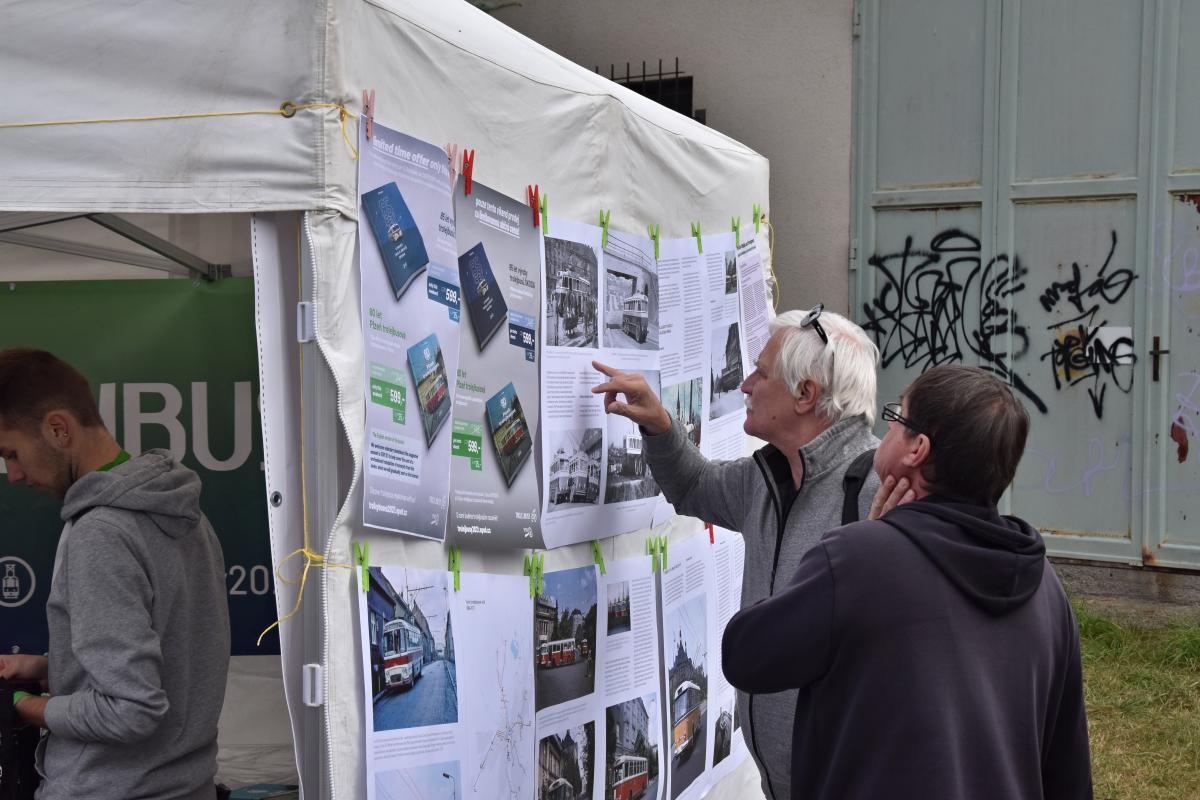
top-left (123, 383), bottom-right (186, 460)
top-left (192, 382), bottom-right (253, 472)
top-left (98, 382), bottom-right (255, 471)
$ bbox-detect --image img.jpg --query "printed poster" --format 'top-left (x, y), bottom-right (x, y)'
top-left (540, 219), bottom-right (663, 548)
top-left (357, 121), bottom-right (460, 540)
top-left (534, 565), bottom-right (602, 799)
top-left (361, 566), bottom-right (462, 800)
top-left (709, 527), bottom-right (750, 783)
top-left (362, 567), bottom-right (535, 800)
top-left (700, 232), bottom-right (749, 461)
top-left (449, 179), bottom-right (545, 548)
top-left (659, 536), bottom-right (717, 800)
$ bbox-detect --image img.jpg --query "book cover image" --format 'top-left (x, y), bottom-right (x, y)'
top-left (485, 382), bottom-right (533, 487)
top-left (361, 182), bottom-right (430, 300)
top-left (406, 332), bottom-right (452, 447)
top-left (458, 241), bottom-right (510, 350)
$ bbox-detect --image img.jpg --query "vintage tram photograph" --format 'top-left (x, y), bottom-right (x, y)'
top-left (534, 565), bottom-right (598, 711)
top-left (602, 231), bottom-right (659, 350)
top-left (723, 249), bottom-right (738, 295)
top-left (545, 236), bottom-right (599, 348)
top-left (603, 370), bottom-right (661, 504)
top-left (547, 428), bottom-right (603, 510)
top-left (606, 580), bottom-right (632, 636)
top-left (666, 595), bottom-right (707, 799)
top-left (661, 378), bottom-right (702, 448)
top-left (365, 566), bottom-right (458, 733)
top-left (708, 321), bottom-right (745, 420)
top-left (538, 721), bottom-right (595, 800)
top-left (711, 700), bottom-right (735, 769)
top-left (605, 693), bottom-right (661, 800)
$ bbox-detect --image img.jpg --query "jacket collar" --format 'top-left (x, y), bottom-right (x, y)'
top-left (754, 415), bottom-right (875, 491)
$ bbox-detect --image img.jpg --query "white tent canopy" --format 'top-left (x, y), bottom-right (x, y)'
top-left (3, 2), bottom-right (770, 797)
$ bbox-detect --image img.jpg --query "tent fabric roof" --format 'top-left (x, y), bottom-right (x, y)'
top-left (1, 0), bottom-right (767, 230)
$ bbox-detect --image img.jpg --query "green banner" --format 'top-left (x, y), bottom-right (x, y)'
top-left (0, 278), bottom-right (275, 655)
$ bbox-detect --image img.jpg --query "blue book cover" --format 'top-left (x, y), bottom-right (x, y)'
top-left (485, 382), bottom-right (532, 487)
top-left (406, 332), bottom-right (451, 446)
top-left (458, 241), bottom-right (510, 349)
top-left (361, 182), bottom-right (429, 300)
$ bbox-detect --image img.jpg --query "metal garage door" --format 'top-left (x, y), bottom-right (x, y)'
top-left (851, 0), bottom-right (1200, 569)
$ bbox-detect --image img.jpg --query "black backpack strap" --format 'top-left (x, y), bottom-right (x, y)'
top-left (841, 448), bottom-right (877, 525)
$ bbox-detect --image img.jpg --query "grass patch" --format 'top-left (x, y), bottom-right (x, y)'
top-left (1075, 601), bottom-right (1200, 799)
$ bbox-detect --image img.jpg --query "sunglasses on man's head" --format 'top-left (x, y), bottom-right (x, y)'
top-left (800, 303), bottom-right (828, 346)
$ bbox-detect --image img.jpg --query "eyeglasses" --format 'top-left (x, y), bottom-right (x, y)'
top-left (881, 401), bottom-right (929, 440)
top-left (800, 303), bottom-right (828, 346)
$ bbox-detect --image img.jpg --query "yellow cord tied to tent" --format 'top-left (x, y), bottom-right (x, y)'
top-left (0, 101), bottom-right (359, 160)
top-left (256, 543), bottom-right (353, 647)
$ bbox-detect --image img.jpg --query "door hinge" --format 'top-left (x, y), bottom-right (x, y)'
top-left (849, 238), bottom-right (860, 272)
top-left (302, 663), bottom-right (324, 707)
top-left (852, 1), bottom-right (863, 38)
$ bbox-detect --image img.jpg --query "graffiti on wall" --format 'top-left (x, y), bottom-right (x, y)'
top-left (862, 228), bottom-right (1138, 419)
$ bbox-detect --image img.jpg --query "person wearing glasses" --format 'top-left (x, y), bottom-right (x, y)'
top-left (593, 304), bottom-right (891, 800)
top-left (721, 365), bottom-right (1093, 800)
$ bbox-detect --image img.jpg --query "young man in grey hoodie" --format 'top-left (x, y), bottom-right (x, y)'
top-left (594, 306), bottom-right (895, 800)
top-left (0, 348), bottom-right (230, 800)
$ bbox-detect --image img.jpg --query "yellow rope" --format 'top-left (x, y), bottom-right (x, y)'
top-left (764, 214), bottom-right (781, 311)
top-left (256, 222), bottom-right (352, 649)
top-left (0, 101), bottom-right (359, 160)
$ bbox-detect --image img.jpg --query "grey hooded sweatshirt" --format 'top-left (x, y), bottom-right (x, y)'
top-left (38, 449), bottom-right (230, 800)
top-left (643, 416), bottom-right (879, 800)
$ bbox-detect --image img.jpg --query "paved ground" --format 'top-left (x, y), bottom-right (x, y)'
top-left (535, 658), bottom-right (594, 711)
top-left (373, 659), bottom-right (458, 732)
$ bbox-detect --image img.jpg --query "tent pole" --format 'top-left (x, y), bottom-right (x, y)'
top-left (87, 213), bottom-right (224, 281)
top-left (0, 231), bottom-right (191, 276)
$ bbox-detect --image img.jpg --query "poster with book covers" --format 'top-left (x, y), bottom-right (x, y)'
top-left (449, 178), bottom-right (545, 548)
top-left (539, 219), bottom-right (663, 549)
top-left (357, 120), bottom-right (460, 540)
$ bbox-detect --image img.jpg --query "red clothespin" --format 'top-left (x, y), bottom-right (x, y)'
top-left (362, 89), bottom-right (376, 140)
top-left (461, 149), bottom-right (476, 196)
top-left (707, 522), bottom-right (715, 544)
top-left (445, 143), bottom-right (459, 188)
top-left (527, 184), bottom-right (540, 228)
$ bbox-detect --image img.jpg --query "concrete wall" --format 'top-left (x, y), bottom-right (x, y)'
top-left (493, 0), bottom-right (855, 314)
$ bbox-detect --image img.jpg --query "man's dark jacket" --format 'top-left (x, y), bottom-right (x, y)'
top-left (722, 498), bottom-right (1093, 800)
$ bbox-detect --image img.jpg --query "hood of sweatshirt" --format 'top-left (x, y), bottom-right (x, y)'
top-left (880, 497), bottom-right (1046, 615)
top-left (60, 449), bottom-right (202, 539)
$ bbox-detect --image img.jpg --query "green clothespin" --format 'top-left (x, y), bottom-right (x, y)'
top-left (535, 553), bottom-right (545, 595)
top-left (659, 536), bottom-right (669, 571)
top-left (540, 193), bottom-right (549, 235)
top-left (591, 540), bottom-right (607, 575)
top-left (753, 203), bottom-right (762, 234)
top-left (524, 554), bottom-right (534, 597)
top-left (647, 536), bottom-right (660, 572)
top-left (690, 221), bottom-right (703, 253)
top-left (353, 541), bottom-right (369, 592)
top-left (599, 209), bottom-right (612, 249)
top-left (732, 216), bottom-right (741, 248)
top-left (648, 223), bottom-right (661, 260)
top-left (448, 545), bottom-right (461, 591)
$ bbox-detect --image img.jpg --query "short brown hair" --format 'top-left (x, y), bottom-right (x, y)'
top-left (0, 348), bottom-right (104, 432)
top-left (904, 365), bottom-right (1030, 505)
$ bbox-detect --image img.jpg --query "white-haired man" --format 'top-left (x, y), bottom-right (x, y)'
top-left (593, 305), bottom-right (901, 800)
